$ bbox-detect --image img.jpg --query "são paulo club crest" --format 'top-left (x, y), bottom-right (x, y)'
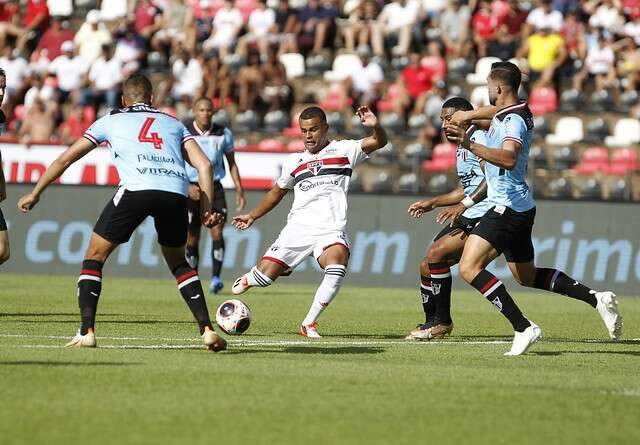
top-left (308, 160), bottom-right (324, 175)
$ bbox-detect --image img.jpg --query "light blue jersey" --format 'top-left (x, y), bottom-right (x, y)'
top-left (184, 123), bottom-right (234, 183)
top-left (484, 101), bottom-right (536, 212)
top-left (458, 126), bottom-right (491, 219)
top-left (84, 103), bottom-right (193, 196)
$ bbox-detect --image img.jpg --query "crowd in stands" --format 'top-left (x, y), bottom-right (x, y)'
top-left (0, 0), bottom-right (638, 200)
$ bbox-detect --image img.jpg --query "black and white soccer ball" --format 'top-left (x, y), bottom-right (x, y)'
top-left (215, 299), bottom-right (251, 335)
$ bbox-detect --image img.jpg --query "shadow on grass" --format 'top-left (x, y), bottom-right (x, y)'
top-left (531, 350), bottom-right (640, 357)
top-left (282, 346), bottom-right (385, 354)
top-left (0, 313), bottom-right (122, 317)
top-left (3, 319), bottom-right (194, 324)
top-left (0, 361), bottom-right (140, 366)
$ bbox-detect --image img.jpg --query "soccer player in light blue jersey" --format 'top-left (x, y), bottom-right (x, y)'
top-left (17, 74), bottom-right (227, 352)
top-left (405, 96), bottom-right (490, 341)
top-left (447, 61), bottom-right (622, 356)
top-left (184, 97), bottom-right (245, 294)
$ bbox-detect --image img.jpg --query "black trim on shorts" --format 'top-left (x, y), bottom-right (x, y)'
top-left (94, 188), bottom-right (188, 247)
top-left (471, 206), bottom-right (536, 263)
top-left (0, 207), bottom-right (7, 231)
top-left (433, 215), bottom-right (480, 242)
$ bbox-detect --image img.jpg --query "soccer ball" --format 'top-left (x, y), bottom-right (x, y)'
top-left (215, 299), bottom-right (251, 335)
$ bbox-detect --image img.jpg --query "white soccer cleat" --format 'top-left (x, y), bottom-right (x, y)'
top-left (299, 322), bottom-right (322, 338)
top-left (231, 274), bottom-right (251, 295)
top-left (202, 329), bottom-right (227, 352)
top-left (504, 322), bottom-right (542, 356)
top-left (65, 330), bottom-right (97, 348)
top-left (595, 291), bottom-right (623, 340)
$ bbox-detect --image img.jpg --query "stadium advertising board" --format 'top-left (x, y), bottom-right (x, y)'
top-left (3, 185), bottom-right (639, 295)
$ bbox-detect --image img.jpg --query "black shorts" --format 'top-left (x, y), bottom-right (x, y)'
top-left (433, 215), bottom-right (480, 242)
top-left (94, 188), bottom-right (188, 247)
top-left (187, 181), bottom-right (227, 231)
top-left (0, 207), bottom-right (6, 231)
top-left (471, 206), bottom-right (536, 263)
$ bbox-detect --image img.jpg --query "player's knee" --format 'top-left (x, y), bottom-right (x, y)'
top-left (458, 259), bottom-right (478, 284)
top-left (0, 245), bottom-right (10, 265)
top-left (426, 244), bottom-right (445, 264)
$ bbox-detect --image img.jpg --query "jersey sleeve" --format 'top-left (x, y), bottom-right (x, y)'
top-left (180, 122), bottom-right (195, 145)
top-left (276, 155), bottom-right (297, 189)
top-left (502, 114), bottom-right (527, 148)
top-left (345, 139), bottom-right (368, 167)
top-left (470, 129), bottom-right (488, 146)
top-left (223, 128), bottom-right (234, 153)
top-left (84, 115), bottom-right (109, 146)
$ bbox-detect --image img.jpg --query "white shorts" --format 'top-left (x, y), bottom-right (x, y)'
top-left (262, 224), bottom-right (351, 270)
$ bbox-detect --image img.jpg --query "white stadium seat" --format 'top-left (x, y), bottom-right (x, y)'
top-left (545, 116), bottom-right (584, 145)
top-left (466, 57), bottom-right (501, 85)
top-left (323, 54), bottom-right (362, 82)
top-left (279, 53), bottom-right (305, 79)
top-left (604, 118), bottom-right (640, 147)
top-left (470, 86), bottom-right (490, 107)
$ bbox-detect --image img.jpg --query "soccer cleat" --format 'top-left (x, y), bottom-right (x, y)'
top-left (65, 330), bottom-right (97, 348)
top-left (405, 321), bottom-right (454, 340)
top-left (202, 329), bottom-right (227, 352)
top-left (595, 291), bottom-right (623, 339)
top-left (209, 276), bottom-right (224, 294)
top-left (231, 274), bottom-right (251, 295)
top-left (298, 322), bottom-right (321, 338)
top-left (504, 322), bottom-right (542, 356)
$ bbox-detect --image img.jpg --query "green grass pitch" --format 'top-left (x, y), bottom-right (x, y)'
top-left (1, 273), bottom-right (639, 445)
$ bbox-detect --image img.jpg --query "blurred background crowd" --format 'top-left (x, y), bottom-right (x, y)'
top-left (0, 0), bottom-right (639, 200)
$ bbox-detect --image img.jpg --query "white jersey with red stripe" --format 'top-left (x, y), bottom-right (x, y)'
top-left (276, 139), bottom-right (368, 231)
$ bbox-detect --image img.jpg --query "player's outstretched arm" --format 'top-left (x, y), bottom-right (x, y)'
top-left (183, 139), bottom-right (222, 228)
top-left (408, 186), bottom-right (464, 218)
top-left (435, 179), bottom-right (488, 225)
top-left (232, 185), bottom-right (288, 230)
top-left (446, 124), bottom-right (520, 170)
top-left (451, 105), bottom-right (499, 127)
top-left (358, 106), bottom-right (388, 154)
top-left (17, 137), bottom-right (95, 212)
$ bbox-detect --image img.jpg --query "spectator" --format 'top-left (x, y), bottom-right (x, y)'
top-left (151, 0), bottom-right (194, 53)
top-left (525, 0), bottom-right (564, 35)
top-left (74, 10), bottom-right (112, 63)
top-left (343, 45), bottom-right (384, 113)
top-left (236, 50), bottom-right (263, 112)
top-left (80, 44), bottom-right (124, 110)
top-left (624, 12), bottom-right (640, 46)
top-left (203, 0), bottom-right (243, 58)
top-left (272, 0), bottom-right (299, 55)
top-left (18, 98), bottom-right (56, 143)
top-left (296, 0), bottom-right (337, 55)
top-left (134, 0), bottom-right (162, 40)
top-left (344, 0), bottom-right (381, 54)
top-left (23, 73), bottom-right (56, 107)
top-left (0, 47), bottom-right (28, 101)
top-left (439, 0), bottom-right (472, 59)
top-left (201, 50), bottom-right (232, 106)
top-left (58, 106), bottom-right (94, 144)
top-left (49, 40), bottom-right (88, 104)
top-left (113, 19), bottom-right (147, 75)
top-left (573, 33), bottom-right (616, 92)
top-left (375, 0), bottom-right (419, 56)
top-left (260, 49), bottom-right (293, 112)
top-left (517, 23), bottom-right (567, 89)
top-left (237, 0), bottom-right (276, 58)
top-left (586, 0), bottom-right (624, 34)
top-left (560, 8), bottom-right (587, 62)
top-left (20, 0), bottom-right (50, 51)
top-left (472, 0), bottom-right (496, 58)
top-left (487, 0), bottom-right (528, 59)
top-left (0, 0), bottom-right (22, 50)
top-left (617, 38), bottom-right (640, 92)
top-left (35, 16), bottom-right (75, 62)
top-left (101, 0), bottom-right (129, 21)
top-left (395, 52), bottom-right (433, 118)
top-left (417, 79), bottom-right (450, 148)
top-left (171, 48), bottom-right (203, 103)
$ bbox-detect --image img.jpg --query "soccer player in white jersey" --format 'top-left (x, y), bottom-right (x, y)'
top-left (0, 68), bottom-right (9, 266)
top-left (447, 62), bottom-right (622, 355)
top-left (230, 106), bottom-right (388, 338)
top-left (17, 74), bottom-right (227, 352)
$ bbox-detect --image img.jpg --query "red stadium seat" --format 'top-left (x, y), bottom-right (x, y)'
top-left (283, 112), bottom-right (302, 137)
top-left (258, 138), bottom-right (286, 152)
top-left (608, 148), bottom-right (638, 175)
top-left (83, 106), bottom-right (96, 123)
top-left (432, 142), bottom-right (456, 159)
top-left (573, 147), bottom-right (609, 175)
top-left (529, 87), bottom-right (558, 116)
top-left (236, 0), bottom-right (258, 22)
top-left (286, 139), bottom-right (305, 152)
top-left (421, 157), bottom-right (456, 173)
top-left (319, 83), bottom-right (352, 112)
top-left (376, 84), bottom-right (402, 113)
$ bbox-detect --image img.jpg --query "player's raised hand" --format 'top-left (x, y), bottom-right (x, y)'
top-left (232, 214), bottom-right (255, 230)
top-left (236, 191), bottom-right (246, 212)
top-left (408, 199), bottom-right (436, 218)
top-left (356, 106), bottom-right (378, 128)
top-left (445, 123), bottom-right (470, 148)
top-left (436, 203), bottom-right (465, 226)
top-left (17, 193), bottom-right (39, 213)
top-left (451, 110), bottom-right (473, 126)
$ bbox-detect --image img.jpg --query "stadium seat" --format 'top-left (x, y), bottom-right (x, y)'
top-left (286, 139), bottom-right (305, 152)
top-left (390, 55), bottom-right (410, 71)
top-left (379, 113), bottom-right (405, 136)
top-left (559, 89), bottom-right (585, 112)
top-left (584, 118), bottom-right (610, 143)
top-left (257, 139), bottom-right (286, 152)
top-left (607, 178), bottom-right (630, 200)
top-left (397, 173), bottom-right (421, 193)
top-left (605, 118), bottom-right (640, 147)
top-left (447, 57), bottom-right (473, 79)
top-left (608, 148), bottom-right (638, 175)
top-left (369, 143), bottom-right (395, 166)
top-left (529, 87), bottom-right (558, 115)
top-left (590, 89), bottom-right (614, 112)
top-left (326, 111), bottom-right (345, 133)
top-left (146, 51), bottom-right (168, 73)
top-left (347, 114), bottom-right (368, 139)
top-left (403, 142), bottom-right (428, 160)
top-left (530, 145), bottom-right (548, 168)
top-left (533, 116), bottom-right (550, 140)
top-left (212, 109), bottom-right (231, 127)
top-left (552, 146), bottom-right (578, 170)
top-left (466, 57), bottom-right (501, 85)
top-left (577, 177), bottom-right (602, 200)
top-left (305, 53), bottom-right (332, 76)
top-left (377, 84), bottom-right (402, 113)
top-left (470, 85), bottom-right (490, 107)
top-left (319, 83), bottom-right (351, 112)
top-left (573, 147), bottom-right (608, 175)
top-left (619, 90), bottom-right (639, 112)
top-left (546, 177), bottom-right (573, 199)
top-left (263, 110), bottom-right (289, 133)
top-left (279, 53), bottom-right (305, 79)
top-left (545, 117), bottom-right (583, 145)
top-left (233, 110), bottom-right (259, 133)
top-left (350, 171), bottom-right (364, 192)
top-left (236, 0), bottom-right (259, 22)
top-left (324, 54), bottom-right (362, 82)
top-left (369, 171), bottom-right (394, 192)
top-left (426, 174), bottom-right (453, 194)
top-left (407, 114), bottom-right (428, 137)
top-left (421, 143), bottom-right (456, 172)
top-left (282, 112), bottom-right (302, 138)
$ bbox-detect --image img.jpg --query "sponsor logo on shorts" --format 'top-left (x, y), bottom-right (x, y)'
top-left (299, 179), bottom-right (339, 191)
top-left (136, 167), bottom-right (186, 179)
top-left (137, 154), bottom-right (176, 164)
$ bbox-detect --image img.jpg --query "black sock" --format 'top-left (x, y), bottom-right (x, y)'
top-left (211, 238), bottom-right (225, 278)
top-left (429, 262), bottom-right (453, 324)
top-left (172, 262), bottom-right (212, 334)
top-left (471, 270), bottom-right (530, 332)
top-left (533, 268), bottom-right (597, 308)
top-left (420, 275), bottom-right (435, 323)
top-left (78, 259), bottom-right (103, 335)
top-left (185, 245), bottom-right (199, 270)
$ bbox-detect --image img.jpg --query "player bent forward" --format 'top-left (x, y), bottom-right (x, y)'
top-left (230, 106), bottom-right (388, 337)
top-left (17, 74), bottom-right (227, 351)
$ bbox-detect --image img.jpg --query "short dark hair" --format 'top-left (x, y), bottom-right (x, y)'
top-left (441, 96), bottom-right (473, 112)
top-left (489, 61), bottom-right (521, 91)
top-left (0, 67), bottom-right (5, 79)
top-left (192, 96), bottom-right (212, 107)
top-left (299, 106), bottom-right (327, 123)
top-left (122, 73), bottom-right (152, 102)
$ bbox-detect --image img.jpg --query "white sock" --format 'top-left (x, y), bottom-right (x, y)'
top-left (302, 265), bottom-right (346, 326)
top-left (246, 266), bottom-right (273, 287)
